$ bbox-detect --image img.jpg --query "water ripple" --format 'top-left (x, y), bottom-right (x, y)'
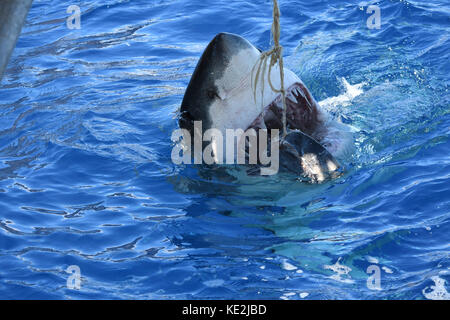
top-left (0, 0), bottom-right (448, 299)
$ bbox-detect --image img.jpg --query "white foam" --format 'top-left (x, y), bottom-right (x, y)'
top-left (203, 279), bottom-right (225, 287)
top-left (280, 292), bottom-right (296, 300)
top-left (367, 256), bottom-right (379, 264)
top-left (314, 77), bottom-right (365, 160)
top-left (382, 266), bottom-right (394, 274)
top-left (319, 77), bottom-right (365, 109)
top-left (282, 260), bottom-right (298, 271)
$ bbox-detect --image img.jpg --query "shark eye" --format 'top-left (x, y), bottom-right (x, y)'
top-left (207, 89), bottom-right (220, 100)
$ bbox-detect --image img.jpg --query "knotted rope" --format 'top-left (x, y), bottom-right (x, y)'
top-left (252, 0), bottom-right (287, 138)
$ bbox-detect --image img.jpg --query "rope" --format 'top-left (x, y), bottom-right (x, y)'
top-left (252, 0), bottom-right (287, 138)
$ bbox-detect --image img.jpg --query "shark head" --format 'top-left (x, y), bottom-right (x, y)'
top-left (179, 33), bottom-right (342, 182)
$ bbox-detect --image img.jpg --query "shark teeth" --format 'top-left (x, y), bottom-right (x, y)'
top-left (275, 84), bottom-right (314, 112)
top-left (286, 92), bottom-right (297, 104)
top-left (294, 87), bottom-right (313, 111)
top-left (287, 86), bottom-right (302, 104)
top-left (286, 86), bottom-right (306, 104)
top-left (295, 87), bottom-right (306, 99)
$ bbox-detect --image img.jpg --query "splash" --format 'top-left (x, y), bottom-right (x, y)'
top-left (319, 77), bottom-right (366, 110)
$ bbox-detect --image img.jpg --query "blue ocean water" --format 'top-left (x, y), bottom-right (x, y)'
top-left (0, 0), bottom-right (449, 300)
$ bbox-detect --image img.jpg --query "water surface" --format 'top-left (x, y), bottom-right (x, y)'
top-left (0, 0), bottom-right (449, 299)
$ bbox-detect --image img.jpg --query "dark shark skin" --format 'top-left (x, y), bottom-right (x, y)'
top-left (0, 0), bottom-right (34, 81)
top-left (179, 33), bottom-right (342, 182)
top-left (180, 33), bottom-right (257, 134)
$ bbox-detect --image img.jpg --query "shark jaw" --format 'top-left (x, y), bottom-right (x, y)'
top-left (178, 32), bottom-right (343, 182)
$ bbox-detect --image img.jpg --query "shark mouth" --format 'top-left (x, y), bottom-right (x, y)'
top-left (243, 82), bottom-right (343, 183)
top-left (178, 32), bottom-right (346, 183)
top-left (246, 82), bottom-right (320, 137)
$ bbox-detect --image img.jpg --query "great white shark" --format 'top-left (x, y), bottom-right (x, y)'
top-left (179, 33), bottom-right (351, 183)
